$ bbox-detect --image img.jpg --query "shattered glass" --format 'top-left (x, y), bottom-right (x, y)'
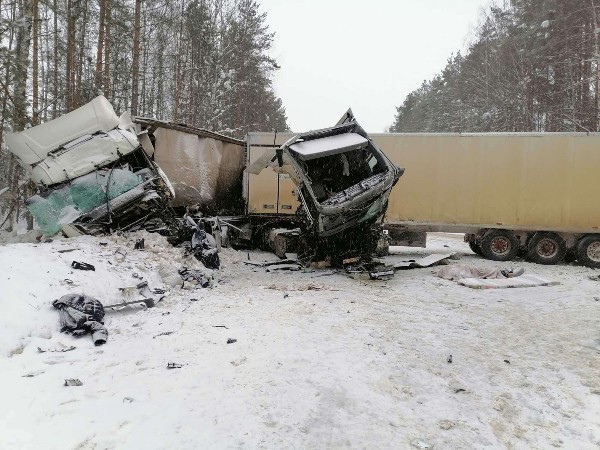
top-left (27, 167), bottom-right (143, 235)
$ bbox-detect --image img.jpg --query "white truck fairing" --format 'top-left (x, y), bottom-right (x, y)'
top-left (6, 97), bottom-right (138, 186)
top-left (288, 133), bottom-right (368, 160)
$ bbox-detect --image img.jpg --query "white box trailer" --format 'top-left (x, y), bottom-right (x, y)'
top-left (245, 131), bottom-right (600, 267)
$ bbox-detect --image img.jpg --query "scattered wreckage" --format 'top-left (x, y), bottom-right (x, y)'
top-left (53, 294), bottom-right (108, 346)
top-left (5, 97), bottom-right (403, 266)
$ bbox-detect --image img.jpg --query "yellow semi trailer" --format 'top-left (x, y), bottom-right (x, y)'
top-left (245, 131), bottom-right (600, 267)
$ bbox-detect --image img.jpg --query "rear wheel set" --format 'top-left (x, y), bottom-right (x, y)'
top-left (576, 235), bottom-right (600, 269)
top-left (526, 232), bottom-right (567, 265)
top-left (473, 229), bottom-right (600, 268)
top-left (479, 229), bottom-right (520, 262)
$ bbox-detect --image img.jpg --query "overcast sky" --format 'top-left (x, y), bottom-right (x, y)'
top-left (259, 0), bottom-right (491, 132)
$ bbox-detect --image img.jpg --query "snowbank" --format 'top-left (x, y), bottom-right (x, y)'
top-left (0, 232), bottom-right (599, 449)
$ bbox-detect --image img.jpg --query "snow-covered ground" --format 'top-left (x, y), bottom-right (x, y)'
top-left (0, 231), bottom-right (599, 449)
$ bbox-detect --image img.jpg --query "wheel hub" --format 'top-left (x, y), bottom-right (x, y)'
top-left (536, 238), bottom-right (558, 258)
top-left (491, 236), bottom-right (510, 256)
top-left (586, 241), bottom-right (600, 262)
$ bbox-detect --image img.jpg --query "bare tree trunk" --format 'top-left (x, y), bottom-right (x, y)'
top-left (14, 0), bottom-right (32, 130)
top-left (173, 0), bottom-right (186, 121)
top-left (10, 0), bottom-right (33, 231)
top-left (96, 0), bottom-right (105, 93)
top-left (32, 0), bottom-right (40, 125)
top-left (27, 0), bottom-right (41, 230)
top-left (103, 0), bottom-right (111, 99)
top-left (140, 12), bottom-right (148, 115)
top-left (131, 0), bottom-right (142, 115)
top-left (76, 0), bottom-right (88, 107)
top-left (0, 0), bottom-right (16, 158)
top-left (52, 0), bottom-right (59, 118)
top-left (66, 0), bottom-right (77, 110)
top-left (592, 0), bottom-right (600, 131)
top-left (40, 0), bottom-right (49, 122)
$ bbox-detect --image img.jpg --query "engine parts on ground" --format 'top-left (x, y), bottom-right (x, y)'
top-left (52, 294), bottom-right (107, 346)
top-left (180, 215), bottom-right (220, 269)
top-left (109, 281), bottom-right (164, 309)
top-left (178, 267), bottom-right (212, 288)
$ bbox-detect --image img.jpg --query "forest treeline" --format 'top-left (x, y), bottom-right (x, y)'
top-left (391, 0), bottom-right (600, 133)
top-left (0, 0), bottom-right (288, 229)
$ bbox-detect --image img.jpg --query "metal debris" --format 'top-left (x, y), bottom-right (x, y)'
top-left (71, 261), bottom-right (95, 271)
top-left (166, 363), bottom-right (183, 369)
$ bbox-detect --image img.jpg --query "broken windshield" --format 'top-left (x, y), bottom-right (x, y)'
top-left (27, 167), bottom-right (144, 235)
top-left (302, 147), bottom-right (387, 202)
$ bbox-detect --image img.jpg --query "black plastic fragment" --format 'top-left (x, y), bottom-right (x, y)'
top-left (71, 261), bottom-right (95, 271)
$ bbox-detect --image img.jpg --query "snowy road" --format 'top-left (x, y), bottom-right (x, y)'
top-left (0, 232), bottom-right (599, 449)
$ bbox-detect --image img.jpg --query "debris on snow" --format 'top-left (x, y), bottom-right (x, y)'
top-left (21, 370), bottom-right (45, 378)
top-left (178, 267), bottom-right (212, 288)
top-left (37, 345), bottom-right (76, 353)
top-left (153, 331), bottom-right (175, 339)
top-left (52, 294), bottom-right (107, 346)
top-left (394, 253), bottom-right (456, 270)
top-left (244, 258), bottom-right (299, 268)
top-left (71, 261), bottom-right (96, 271)
top-left (166, 363), bottom-right (183, 369)
top-left (410, 438), bottom-right (433, 449)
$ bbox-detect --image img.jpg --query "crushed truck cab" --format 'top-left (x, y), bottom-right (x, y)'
top-left (245, 110), bottom-right (403, 261)
top-left (282, 110), bottom-right (402, 237)
top-left (5, 96), bottom-right (176, 237)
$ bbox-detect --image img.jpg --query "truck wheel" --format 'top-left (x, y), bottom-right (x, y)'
top-left (527, 232), bottom-right (566, 265)
top-left (576, 235), bottom-right (600, 269)
top-left (480, 229), bottom-right (519, 261)
top-left (466, 235), bottom-right (483, 256)
top-left (468, 241), bottom-right (483, 256)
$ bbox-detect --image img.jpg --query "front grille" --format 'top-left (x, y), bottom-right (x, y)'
top-left (321, 172), bottom-right (388, 206)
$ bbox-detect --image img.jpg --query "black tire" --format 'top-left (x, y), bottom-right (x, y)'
top-left (576, 235), bottom-right (600, 269)
top-left (467, 238), bottom-right (483, 256)
top-left (480, 229), bottom-right (520, 261)
top-left (526, 232), bottom-right (567, 265)
top-left (563, 249), bottom-right (577, 263)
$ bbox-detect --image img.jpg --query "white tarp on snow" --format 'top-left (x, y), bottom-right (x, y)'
top-left (457, 274), bottom-right (559, 289)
